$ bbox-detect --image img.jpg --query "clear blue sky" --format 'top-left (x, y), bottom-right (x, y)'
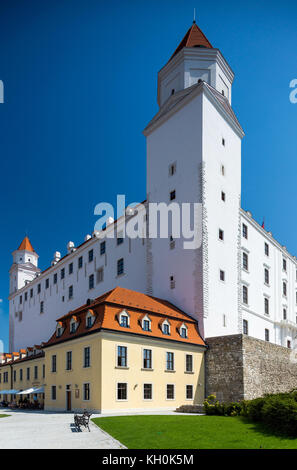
top-left (0, 0), bottom-right (296, 351)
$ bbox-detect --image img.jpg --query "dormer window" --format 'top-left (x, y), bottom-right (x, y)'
top-left (142, 315), bottom-right (151, 332)
top-left (119, 310), bottom-right (130, 328)
top-left (162, 320), bottom-right (171, 335)
top-left (70, 317), bottom-right (78, 334)
top-left (56, 323), bottom-right (64, 338)
top-left (179, 323), bottom-right (188, 338)
top-left (86, 310), bottom-right (95, 328)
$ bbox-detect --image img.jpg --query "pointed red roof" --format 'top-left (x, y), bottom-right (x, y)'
top-left (169, 21), bottom-right (213, 61)
top-left (17, 236), bottom-right (35, 252)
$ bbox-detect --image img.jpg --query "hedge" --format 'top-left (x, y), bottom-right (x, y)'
top-left (203, 390), bottom-right (297, 436)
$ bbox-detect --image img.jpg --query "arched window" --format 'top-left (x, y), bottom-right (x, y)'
top-left (119, 310), bottom-right (130, 328)
top-left (179, 323), bottom-right (188, 338)
top-left (162, 319), bottom-right (171, 335)
top-left (86, 309), bottom-right (95, 328)
top-left (141, 315), bottom-right (152, 332)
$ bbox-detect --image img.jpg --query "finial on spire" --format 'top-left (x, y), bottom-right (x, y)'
top-left (193, 8), bottom-right (196, 23)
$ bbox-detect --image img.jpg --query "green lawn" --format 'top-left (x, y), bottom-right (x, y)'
top-left (0, 414), bottom-right (10, 418)
top-left (92, 415), bottom-right (297, 449)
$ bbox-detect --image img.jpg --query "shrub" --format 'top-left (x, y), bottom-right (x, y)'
top-left (261, 396), bottom-right (297, 435)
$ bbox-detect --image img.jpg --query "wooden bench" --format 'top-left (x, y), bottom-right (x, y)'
top-left (74, 411), bottom-right (92, 431)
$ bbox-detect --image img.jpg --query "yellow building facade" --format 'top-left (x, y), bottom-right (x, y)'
top-left (1, 287), bottom-right (207, 413)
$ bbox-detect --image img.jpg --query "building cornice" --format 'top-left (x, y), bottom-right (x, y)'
top-left (240, 208), bottom-right (297, 265)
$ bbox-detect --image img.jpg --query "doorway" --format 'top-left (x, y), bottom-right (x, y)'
top-left (66, 386), bottom-right (71, 411)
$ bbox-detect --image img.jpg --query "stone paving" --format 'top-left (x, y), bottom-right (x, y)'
top-left (0, 409), bottom-right (125, 449)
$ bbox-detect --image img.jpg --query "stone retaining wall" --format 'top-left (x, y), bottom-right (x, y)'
top-left (205, 334), bottom-right (297, 402)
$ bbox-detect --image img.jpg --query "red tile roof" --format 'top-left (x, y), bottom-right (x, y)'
top-left (169, 22), bottom-right (213, 62)
top-left (17, 236), bottom-right (35, 252)
top-left (45, 287), bottom-right (206, 348)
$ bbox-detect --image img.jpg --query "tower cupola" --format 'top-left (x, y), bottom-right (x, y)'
top-left (157, 21), bottom-right (234, 107)
top-left (10, 236), bottom-right (40, 294)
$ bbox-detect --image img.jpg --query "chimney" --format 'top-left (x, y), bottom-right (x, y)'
top-left (67, 241), bottom-right (76, 253)
top-left (106, 217), bottom-right (114, 227)
top-left (51, 251), bottom-right (61, 266)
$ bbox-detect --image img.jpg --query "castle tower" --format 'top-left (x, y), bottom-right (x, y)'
top-left (144, 21), bottom-right (244, 338)
top-left (9, 236), bottom-right (40, 294)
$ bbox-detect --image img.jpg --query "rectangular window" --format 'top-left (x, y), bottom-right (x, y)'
top-left (84, 347), bottom-right (90, 368)
top-left (30, 288), bottom-right (33, 298)
top-left (69, 263), bottom-right (73, 275)
top-left (222, 137), bottom-right (225, 146)
top-left (283, 308), bottom-right (287, 320)
top-left (45, 278), bottom-right (49, 289)
top-left (117, 258), bottom-right (124, 276)
top-left (51, 386), bottom-right (56, 400)
top-left (37, 284), bottom-right (41, 294)
top-left (219, 229), bottom-right (224, 241)
top-left (143, 319), bottom-right (150, 331)
top-left (264, 268), bottom-right (269, 285)
top-left (170, 190), bottom-right (176, 201)
top-left (97, 267), bottom-right (104, 283)
top-left (40, 301), bottom-right (44, 314)
top-left (61, 268), bottom-right (65, 280)
top-left (88, 250), bottom-right (93, 262)
top-left (242, 252), bottom-right (248, 271)
top-left (43, 364), bottom-right (45, 378)
top-left (89, 274), bottom-right (94, 290)
top-left (13, 370), bottom-right (16, 382)
top-left (242, 224), bottom-right (248, 239)
top-left (265, 329), bottom-right (270, 342)
top-left (27, 368), bottom-right (30, 380)
top-left (221, 191), bottom-right (226, 202)
top-left (242, 285), bottom-right (248, 305)
top-left (143, 384), bottom-right (152, 400)
top-left (287, 340), bottom-right (291, 349)
top-left (34, 366), bottom-right (38, 379)
top-left (117, 383), bottom-right (127, 400)
top-left (265, 243), bottom-right (269, 256)
top-left (186, 385), bottom-right (193, 400)
top-left (78, 256), bottom-right (83, 269)
top-left (83, 383), bottom-right (90, 401)
top-left (166, 384), bottom-right (175, 400)
top-left (170, 275), bottom-right (175, 289)
top-left (264, 297), bottom-right (269, 315)
top-left (166, 352), bottom-right (174, 371)
top-left (283, 282), bottom-right (287, 297)
top-left (24, 292), bottom-right (27, 302)
top-left (220, 270), bottom-right (225, 282)
top-left (117, 233), bottom-right (124, 245)
top-left (243, 319), bottom-right (248, 335)
top-left (20, 295), bottom-right (22, 304)
top-left (117, 346), bottom-right (127, 367)
top-left (143, 349), bottom-right (152, 369)
top-left (186, 354), bottom-right (193, 372)
top-left (283, 258), bottom-right (287, 272)
top-left (66, 351), bottom-right (72, 370)
top-left (20, 369), bottom-right (23, 381)
top-left (53, 273), bottom-right (57, 284)
top-left (169, 162), bottom-right (176, 176)
top-left (52, 355), bottom-right (57, 373)
top-left (100, 241), bottom-right (106, 255)
top-left (69, 285), bottom-right (73, 299)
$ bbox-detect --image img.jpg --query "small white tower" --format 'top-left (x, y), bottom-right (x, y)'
top-left (9, 236), bottom-right (40, 294)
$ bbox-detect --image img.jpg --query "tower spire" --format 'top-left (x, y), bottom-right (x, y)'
top-left (193, 8), bottom-right (196, 24)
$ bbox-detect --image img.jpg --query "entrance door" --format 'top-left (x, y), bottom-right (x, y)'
top-left (66, 390), bottom-right (71, 411)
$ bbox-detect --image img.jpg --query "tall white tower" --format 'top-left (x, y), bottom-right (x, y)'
top-left (9, 236), bottom-right (40, 294)
top-left (144, 21), bottom-right (244, 338)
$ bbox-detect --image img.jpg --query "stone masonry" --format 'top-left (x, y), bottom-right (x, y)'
top-left (205, 334), bottom-right (297, 402)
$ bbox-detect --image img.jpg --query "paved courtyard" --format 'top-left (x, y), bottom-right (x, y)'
top-left (0, 409), bottom-right (124, 449)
